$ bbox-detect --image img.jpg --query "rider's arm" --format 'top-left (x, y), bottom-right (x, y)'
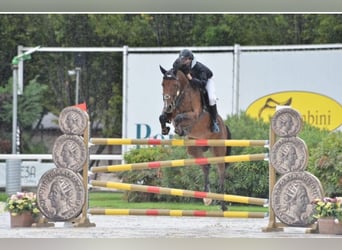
top-left (189, 62), bottom-right (213, 88)
top-left (189, 70), bottom-right (208, 88)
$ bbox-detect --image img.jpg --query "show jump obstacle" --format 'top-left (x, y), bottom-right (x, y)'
top-left (34, 105), bottom-right (324, 233)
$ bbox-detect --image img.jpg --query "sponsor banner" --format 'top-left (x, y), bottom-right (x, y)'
top-left (246, 91), bottom-right (342, 131)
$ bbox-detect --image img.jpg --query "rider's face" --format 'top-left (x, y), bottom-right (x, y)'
top-left (181, 57), bottom-right (191, 66)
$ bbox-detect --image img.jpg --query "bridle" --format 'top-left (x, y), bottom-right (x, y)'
top-left (162, 73), bottom-right (184, 114)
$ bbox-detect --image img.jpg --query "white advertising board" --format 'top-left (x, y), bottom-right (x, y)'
top-left (0, 162), bottom-right (55, 188)
top-left (126, 47), bottom-right (342, 141)
top-left (239, 49), bottom-right (342, 111)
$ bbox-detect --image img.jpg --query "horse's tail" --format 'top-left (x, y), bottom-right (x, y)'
top-left (225, 125), bottom-right (232, 156)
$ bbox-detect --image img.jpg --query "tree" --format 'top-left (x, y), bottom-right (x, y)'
top-left (2, 13), bottom-right (342, 155)
top-left (0, 76), bottom-right (48, 153)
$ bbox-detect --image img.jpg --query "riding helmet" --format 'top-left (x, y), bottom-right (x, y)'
top-left (179, 49), bottom-right (194, 60)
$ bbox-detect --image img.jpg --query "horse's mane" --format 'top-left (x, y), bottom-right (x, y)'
top-left (174, 71), bottom-right (187, 90)
top-left (176, 70), bottom-right (188, 83)
top-left (175, 69), bottom-right (207, 108)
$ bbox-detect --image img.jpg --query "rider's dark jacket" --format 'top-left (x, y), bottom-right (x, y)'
top-left (173, 58), bottom-right (213, 89)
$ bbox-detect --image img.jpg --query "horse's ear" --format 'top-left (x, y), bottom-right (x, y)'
top-left (159, 65), bottom-right (167, 75)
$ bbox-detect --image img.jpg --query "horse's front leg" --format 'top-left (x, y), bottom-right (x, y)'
top-left (175, 111), bottom-right (198, 124)
top-left (174, 111), bottom-right (199, 136)
top-left (159, 113), bottom-right (171, 135)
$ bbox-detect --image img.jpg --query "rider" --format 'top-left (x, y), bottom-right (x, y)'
top-left (172, 49), bottom-right (220, 133)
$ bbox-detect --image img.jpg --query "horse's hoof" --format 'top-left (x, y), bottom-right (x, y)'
top-left (221, 205), bottom-right (228, 211)
top-left (175, 128), bottom-right (184, 136)
top-left (162, 127), bottom-right (170, 135)
top-left (203, 198), bottom-right (212, 206)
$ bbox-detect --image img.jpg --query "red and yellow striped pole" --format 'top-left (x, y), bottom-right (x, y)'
top-left (90, 138), bottom-right (268, 147)
top-left (88, 208), bottom-right (267, 218)
top-left (91, 153), bottom-right (267, 173)
top-left (90, 180), bottom-right (268, 206)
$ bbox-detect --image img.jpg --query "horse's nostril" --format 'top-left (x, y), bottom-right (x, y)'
top-left (164, 105), bottom-right (172, 113)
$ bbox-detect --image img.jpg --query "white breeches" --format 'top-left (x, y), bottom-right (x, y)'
top-left (206, 78), bottom-right (217, 106)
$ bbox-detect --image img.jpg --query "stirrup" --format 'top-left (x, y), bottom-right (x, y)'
top-left (212, 121), bottom-right (220, 133)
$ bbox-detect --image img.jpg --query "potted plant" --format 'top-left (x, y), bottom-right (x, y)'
top-left (312, 197), bottom-right (342, 234)
top-left (5, 192), bottom-right (40, 227)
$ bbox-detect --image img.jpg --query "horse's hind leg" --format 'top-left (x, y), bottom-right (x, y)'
top-left (201, 164), bottom-right (212, 206)
top-left (217, 124), bottom-right (231, 211)
top-left (212, 144), bottom-right (229, 211)
top-left (217, 162), bottom-right (228, 211)
top-left (187, 146), bottom-right (212, 206)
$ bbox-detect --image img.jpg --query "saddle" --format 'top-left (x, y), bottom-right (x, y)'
top-left (199, 86), bottom-right (210, 111)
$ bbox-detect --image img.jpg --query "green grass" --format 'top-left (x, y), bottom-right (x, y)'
top-left (88, 191), bottom-right (268, 212)
top-left (0, 191), bottom-right (268, 212)
top-left (0, 192), bottom-right (8, 202)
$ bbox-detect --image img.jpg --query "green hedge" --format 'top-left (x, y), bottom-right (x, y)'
top-left (307, 130), bottom-right (342, 196)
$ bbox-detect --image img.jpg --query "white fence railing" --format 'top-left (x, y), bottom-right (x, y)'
top-left (0, 154), bottom-right (122, 188)
top-left (0, 154), bottom-right (122, 161)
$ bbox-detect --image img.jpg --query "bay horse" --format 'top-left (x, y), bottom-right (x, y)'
top-left (158, 66), bottom-right (232, 211)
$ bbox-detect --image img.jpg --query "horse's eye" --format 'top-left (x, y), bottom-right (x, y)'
top-left (163, 94), bottom-right (170, 100)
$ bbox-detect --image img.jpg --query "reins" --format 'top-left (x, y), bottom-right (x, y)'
top-left (173, 86), bottom-right (185, 111)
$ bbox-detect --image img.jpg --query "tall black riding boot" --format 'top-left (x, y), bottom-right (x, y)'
top-left (209, 104), bottom-right (220, 133)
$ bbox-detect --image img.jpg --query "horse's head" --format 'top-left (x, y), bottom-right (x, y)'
top-left (160, 65), bottom-right (184, 114)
